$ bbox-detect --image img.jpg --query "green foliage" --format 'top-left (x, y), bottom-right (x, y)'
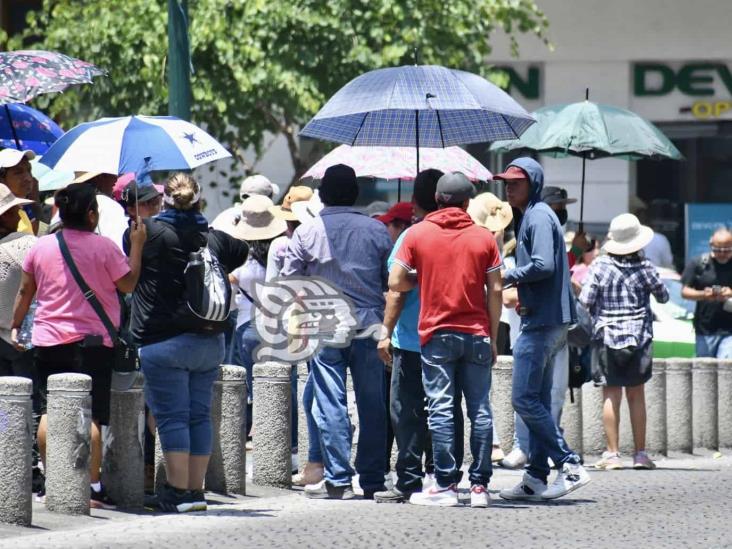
top-left (11, 0), bottom-right (548, 187)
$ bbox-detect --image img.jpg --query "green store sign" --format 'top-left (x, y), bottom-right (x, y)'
top-left (635, 62), bottom-right (732, 97)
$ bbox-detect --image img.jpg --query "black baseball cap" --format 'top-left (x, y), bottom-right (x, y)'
top-left (541, 186), bottom-right (577, 205)
top-left (435, 172), bottom-right (476, 205)
top-left (121, 181), bottom-right (161, 206)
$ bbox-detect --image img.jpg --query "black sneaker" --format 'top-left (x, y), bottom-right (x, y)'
top-left (32, 467), bottom-right (45, 495)
top-left (90, 485), bottom-right (117, 510)
top-left (190, 489), bottom-right (207, 512)
top-left (373, 486), bottom-right (413, 503)
top-left (304, 480), bottom-right (356, 500)
top-left (156, 482), bottom-right (195, 513)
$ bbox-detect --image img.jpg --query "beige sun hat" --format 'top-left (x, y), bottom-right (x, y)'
top-left (224, 195), bottom-right (287, 241)
top-left (603, 213), bottom-right (653, 255)
top-left (270, 186), bottom-right (314, 222)
top-left (467, 192), bottom-right (513, 232)
top-left (290, 190), bottom-right (324, 225)
top-left (0, 183), bottom-right (33, 216)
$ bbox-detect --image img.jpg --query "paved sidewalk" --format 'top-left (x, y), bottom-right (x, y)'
top-left (1, 452), bottom-right (730, 548)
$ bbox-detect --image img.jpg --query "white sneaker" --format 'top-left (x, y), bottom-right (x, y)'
top-left (303, 479), bottom-right (326, 495)
top-left (500, 448), bottom-right (528, 470)
top-left (542, 462), bottom-right (591, 500)
top-left (422, 473), bottom-right (436, 490)
top-left (499, 472), bottom-right (547, 501)
top-left (470, 484), bottom-right (490, 508)
top-left (409, 483), bottom-right (459, 507)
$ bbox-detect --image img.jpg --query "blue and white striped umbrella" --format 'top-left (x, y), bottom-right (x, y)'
top-left (300, 65), bottom-right (535, 147)
top-left (40, 115), bottom-right (231, 176)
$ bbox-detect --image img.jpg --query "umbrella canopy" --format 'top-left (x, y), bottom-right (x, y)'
top-left (300, 65), bottom-right (535, 148)
top-left (40, 115), bottom-right (231, 176)
top-left (490, 100), bottom-right (682, 160)
top-left (31, 157), bottom-right (74, 192)
top-left (0, 50), bottom-right (105, 104)
top-left (302, 144), bottom-right (492, 181)
top-left (0, 103), bottom-right (63, 153)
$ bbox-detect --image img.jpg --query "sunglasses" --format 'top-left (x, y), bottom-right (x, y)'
top-left (711, 246), bottom-right (732, 253)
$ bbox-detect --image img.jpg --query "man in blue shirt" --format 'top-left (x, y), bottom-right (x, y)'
top-left (282, 164), bottom-right (393, 500)
top-left (373, 169), bottom-right (464, 504)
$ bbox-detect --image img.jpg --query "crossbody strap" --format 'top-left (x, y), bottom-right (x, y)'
top-left (56, 232), bottom-right (118, 342)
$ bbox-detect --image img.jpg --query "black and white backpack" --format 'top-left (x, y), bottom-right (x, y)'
top-left (183, 244), bottom-right (232, 322)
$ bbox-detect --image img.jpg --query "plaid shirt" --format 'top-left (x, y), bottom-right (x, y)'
top-left (579, 255), bottom-right (669, 349)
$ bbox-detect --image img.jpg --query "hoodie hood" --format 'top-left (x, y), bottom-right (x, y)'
top-left (424, 207), bottom-right (475, 230)
top-left (507, 157), bottom-right (545, 205)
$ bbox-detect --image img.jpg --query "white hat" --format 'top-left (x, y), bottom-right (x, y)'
top-left (467, 192), bottom-right (513, 232)
top-left (0, 183), bottom-right (33, 216)
top-left (290, 191), bottom-right (324, 225)
top-left (603, 213), bottom-right (653, 256)
top-left (240, 174), bottom-right (275, 201)
top-left (222, 195), bottom-right (287, 241)
top-left (0, 149), bottom-right (35, 169)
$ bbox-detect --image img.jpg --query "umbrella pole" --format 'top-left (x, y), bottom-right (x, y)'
top-left (398, 178), bottom-right (401, 202)
top-left (4, 104), bottom-right (21, 149)
top-left (579, 151), bottom-right (586, 233)
top-left (415, 108), bottom-right (420, 180)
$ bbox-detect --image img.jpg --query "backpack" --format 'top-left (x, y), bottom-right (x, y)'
top-left (183, 244), bottom-right (233, 322)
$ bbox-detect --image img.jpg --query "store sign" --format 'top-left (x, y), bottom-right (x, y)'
top-left (685, 204), bottom-right (732, 261)
top-left (631, 62), bottom-right (732, 122)
top-left (497, 65), bottom-right (541, 100)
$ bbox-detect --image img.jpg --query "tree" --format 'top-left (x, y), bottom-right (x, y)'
top-left (10, 0), bottom-right (549, 191)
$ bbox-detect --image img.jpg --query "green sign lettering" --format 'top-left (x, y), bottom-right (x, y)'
top-left (634, 62), bottom-right (732, 97)
top-left (634, 63), bottom-right (675, 96)
top-left (497, 66), bottom-right (540, 100)
top-left (678, 64), bottom-right (716, 96)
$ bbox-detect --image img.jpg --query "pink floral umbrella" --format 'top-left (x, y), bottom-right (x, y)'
top-left (302, 144), bottom-right (491, 182)
top-left (0, 50), bottom-right (105, 104)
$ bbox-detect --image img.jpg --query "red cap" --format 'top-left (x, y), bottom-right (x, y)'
top-left (493, 165), bottom-right (529, 181)
top-left (377, 202), bottom-right (413, 225)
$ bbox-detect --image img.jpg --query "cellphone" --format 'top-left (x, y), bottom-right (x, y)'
top-left (713, 285), bottom-right (722, 295)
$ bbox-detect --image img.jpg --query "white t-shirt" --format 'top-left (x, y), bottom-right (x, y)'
top-left (230, 257), bottom-right (266, 328)
top-left (501, 255), bottom-right (522, 349)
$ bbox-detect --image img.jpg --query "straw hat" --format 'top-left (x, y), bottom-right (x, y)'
top-left (270, 186), bottom-right (313, 221)
top-left (603, 213), bottom-right (653, 255)
top-left (225, 195), bottom-right (287, 241)
top-left (467, 192), bottom-right (513, 232)
top-left (291, 191), bottom-right (324, 225)
top-left (0, 183), bottom-right (32, 216)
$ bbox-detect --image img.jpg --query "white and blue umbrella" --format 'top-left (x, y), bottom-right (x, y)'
top-left (40, 115), bottom-right (231, 176)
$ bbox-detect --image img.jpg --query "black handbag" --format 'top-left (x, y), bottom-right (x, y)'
top-left (56, 232), bottom-right (137, 375)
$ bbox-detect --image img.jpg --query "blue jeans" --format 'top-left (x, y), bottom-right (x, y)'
top-left (512, 325), bottom-right (579, 482)
top-left (303, 365), bottom-right (323, 463)
top-left (421, 331), bottom-right (493, 487)
top-left (233, 321), bottom-right (258, 436)
top-left (140, 332), bottom-right (225, 455)
top-left (513, 343), bottom-right (569, 454)
top-left (696, 334), bottom-right (732, 359)
top-left (311, 338), bottom-right (387, 491)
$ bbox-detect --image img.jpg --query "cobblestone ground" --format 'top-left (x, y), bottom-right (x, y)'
top-left (1, 453), bottom-right (730, 549)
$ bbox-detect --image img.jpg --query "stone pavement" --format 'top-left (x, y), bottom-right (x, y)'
top-left (1, 452), bottom-right (731, 549)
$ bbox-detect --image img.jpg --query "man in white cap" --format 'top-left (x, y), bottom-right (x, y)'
top-left (211, 174), bottom-right (278, 232)
top-left (0, 149), bottom-right (41, 234)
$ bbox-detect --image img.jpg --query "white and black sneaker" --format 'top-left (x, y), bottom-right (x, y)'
top-left (499, 472), bottom-right (547, 502)
top-left (542, 462), bottom-right (591, 500)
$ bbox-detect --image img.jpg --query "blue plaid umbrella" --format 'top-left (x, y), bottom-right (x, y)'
top-left (300, 65), bottom-right (535, 149)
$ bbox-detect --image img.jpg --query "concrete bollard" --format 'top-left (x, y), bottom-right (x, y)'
top-left (154, 431), bottom-right (166, 494)
top-left (581, 383), bottom-right (606, 455)
top-left (692, 358), bottom-right (719, 450)
top-left (103, 372), bottom-right (145, 509)
top-left (491, 356), bottom-right (514, 456)
top-left (45, 373), bottom-right (92, 515)
top-left (645, 360), bottom-right (667, 455)
top-left (561, 389), bottom-right (583, 456)
top-left (718, 360), bottom-right (732, 448)
top-left (0, 377), bottom-right (33, 526)
top-left (666, 359), bottom-right (693, 453)
top-left (206, 365), bottom-right (247, 495)
top-left (252, 362), bottom-right (292, 488)
top-left (296, 363), bottom-right (310, 473)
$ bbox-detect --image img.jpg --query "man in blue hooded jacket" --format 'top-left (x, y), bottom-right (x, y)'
top-left (495, 157), bottom-right (591, 501)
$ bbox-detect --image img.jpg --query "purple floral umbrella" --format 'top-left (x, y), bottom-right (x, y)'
top-left (0, 50), bottom-right (105, 104)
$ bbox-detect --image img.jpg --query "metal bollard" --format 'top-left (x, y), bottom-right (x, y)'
top-left (46, 373), bottom-right (92, 515)
top-left (252, 362), bottom-right (292, 488)
top-left (717, 360), bottom-right (732, 448)
top-left (561, 389), bottom-right (583, 457)
top-left (206, 365), bottom-right (247, 495)
top-left (103, 372), bottom-right (145, 509)
top-left (491, 356), bottom-right (513, 455)
top-left (692, 358), bottom-right (719, 450)
top-left (645, 360), bottom-right (667, 455)
top-left (666, 359), bottom-right (693, 453)
top-left (0, 377), bottom-right (33, 526)
top-left (296, 363), bottom-right (309, 473)
top-left (581, 383), bottom-right (606, 455)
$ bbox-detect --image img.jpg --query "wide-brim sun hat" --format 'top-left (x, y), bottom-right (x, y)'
top-left (223, 194), bottom-right (287, 241)
top-left (603, 213), bottom-right (653, 255)
top-left (291, 191), bottom-right (324, 225)
top-left (0, 183), bottom-right (33, 216)
top-left (467, 192), bottom-right (513, 232)
top-left (270, 185), bottom-right (313, 222)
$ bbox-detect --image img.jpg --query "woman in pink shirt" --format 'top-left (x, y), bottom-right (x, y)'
top-left (11, 182), bottom-right (146, 508)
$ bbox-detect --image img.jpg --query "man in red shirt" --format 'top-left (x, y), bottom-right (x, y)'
top-left (389, 172), bottom-right (503, 508)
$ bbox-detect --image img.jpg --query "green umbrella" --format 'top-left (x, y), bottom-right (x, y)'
top-left (490, 90), bottom-right (683, 229)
